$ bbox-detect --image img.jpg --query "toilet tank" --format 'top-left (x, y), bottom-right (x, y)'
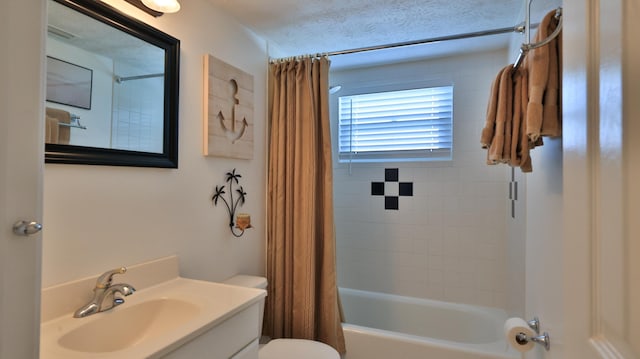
top-left (223, 275), bottom-right (268, 329)
top-left (223, 275), bottom-right (267, 290)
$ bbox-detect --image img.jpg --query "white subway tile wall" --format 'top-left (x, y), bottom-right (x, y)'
top-left (331, 49), bottom-right (510, 310)
top-left (111, 62), bottom-right (164, 153)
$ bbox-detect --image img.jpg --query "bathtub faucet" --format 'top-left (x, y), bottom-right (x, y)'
top-left (73, 267), bottom-right (136, 318)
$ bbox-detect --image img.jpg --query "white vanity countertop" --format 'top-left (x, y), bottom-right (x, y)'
top-left (41, 277), bottom-right (265, 359)
top-left (40, 256), bottom-right (266, 359)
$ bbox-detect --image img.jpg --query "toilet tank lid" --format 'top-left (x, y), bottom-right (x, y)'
top-left (222, 274), bottom-right (267, 289)
top-left (260, 339), bottom-right (340, 359)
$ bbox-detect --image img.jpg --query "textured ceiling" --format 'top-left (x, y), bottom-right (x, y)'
top-left (206, 0), bottom-right (561, 69)
top-left (48, 0), bottom-right (561, 72)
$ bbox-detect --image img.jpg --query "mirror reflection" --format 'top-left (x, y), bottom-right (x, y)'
top-left (45, 0), bottom-right (179, 167)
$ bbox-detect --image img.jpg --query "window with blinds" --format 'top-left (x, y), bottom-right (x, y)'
top-left (338, 86), bottom-right (453, 163)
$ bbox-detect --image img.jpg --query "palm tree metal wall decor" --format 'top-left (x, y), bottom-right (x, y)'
top-left (212, 169), bottom-right (251, 237)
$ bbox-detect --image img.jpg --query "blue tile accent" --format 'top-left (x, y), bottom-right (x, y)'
top-left (371, 182), bottom-right (385, 196)
top-left (399, 182), bottom-right (413, 196)
top-left (385, 168), bottom-right (399, 182)
top-left (385, 196), bottom-right (399, 210)
top-left (370, 169), bottom-right (413, 210)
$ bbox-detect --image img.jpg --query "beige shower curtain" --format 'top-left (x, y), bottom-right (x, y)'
top-left (265, 55), bottom-right (346, 354)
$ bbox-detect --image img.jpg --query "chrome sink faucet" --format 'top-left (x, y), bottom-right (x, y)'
top-left (74, 267), bottom-right (136, 318)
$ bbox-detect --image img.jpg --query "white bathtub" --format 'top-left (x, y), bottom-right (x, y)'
top-left (339, 288), bottom-right (519, 359)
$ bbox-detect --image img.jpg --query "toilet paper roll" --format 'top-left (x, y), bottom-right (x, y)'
top-left (504, 317), bottom-right (536, 352)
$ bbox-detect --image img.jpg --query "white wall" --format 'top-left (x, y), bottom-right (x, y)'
top-left (331, 49), bottom-right (511, 310)
top-left (46, 37), bottom-right (113, 148)
top-left (506, 0), bottom-right (564, 355)
top-left (522, 138), bottom-right (563, 356)
top-left (504, 0), bottom-right (563, 321)
top-left (42, 0), bottom-right (268, 287)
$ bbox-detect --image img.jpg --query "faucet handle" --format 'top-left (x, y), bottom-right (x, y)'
top-left (95, 267), bottom-right (126, 289)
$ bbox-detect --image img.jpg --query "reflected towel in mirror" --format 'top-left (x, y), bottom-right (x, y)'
top-left (45, 107), bottom-right (70, 144)
top-left (45, 115), bottom-right (59, 144)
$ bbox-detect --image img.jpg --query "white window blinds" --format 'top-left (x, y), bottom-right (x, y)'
top-left (338, 86), bottom-right (453, 162)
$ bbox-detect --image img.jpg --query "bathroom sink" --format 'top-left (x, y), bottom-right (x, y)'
top-left (40, 277), bottom-right (266, 359)
top-left (58, 298), bottom-right (200, 353)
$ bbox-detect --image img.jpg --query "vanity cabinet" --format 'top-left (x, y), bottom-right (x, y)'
top-left (161, 302), bottom-right (261, 359)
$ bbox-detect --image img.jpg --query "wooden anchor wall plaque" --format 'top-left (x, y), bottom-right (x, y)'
top-left (203, 54), bottom-right (254, 159)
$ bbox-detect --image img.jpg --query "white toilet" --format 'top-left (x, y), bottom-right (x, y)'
top-left (223, 275), bottom-right (340, 359)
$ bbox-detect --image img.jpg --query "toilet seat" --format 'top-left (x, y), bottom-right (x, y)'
top-left (259, 339), bottom-right (340, 359)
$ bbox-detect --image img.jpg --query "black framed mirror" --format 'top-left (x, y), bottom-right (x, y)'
top-left (45, 0), bottom-right (179, 168)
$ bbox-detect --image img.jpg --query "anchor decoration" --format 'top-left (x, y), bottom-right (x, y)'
top-left (217, 79), bottom-right (248, 144)
top-left (203, 54), bottom-right (254, 159)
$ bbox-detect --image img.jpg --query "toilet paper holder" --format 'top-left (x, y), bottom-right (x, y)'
top-left (515, 331), bottom-right (550, 351)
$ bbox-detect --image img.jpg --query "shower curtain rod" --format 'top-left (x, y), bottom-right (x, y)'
top-left (326, 23), bottom-right (530, 57)
top-left (114, 73), bottom-right (164, 83)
